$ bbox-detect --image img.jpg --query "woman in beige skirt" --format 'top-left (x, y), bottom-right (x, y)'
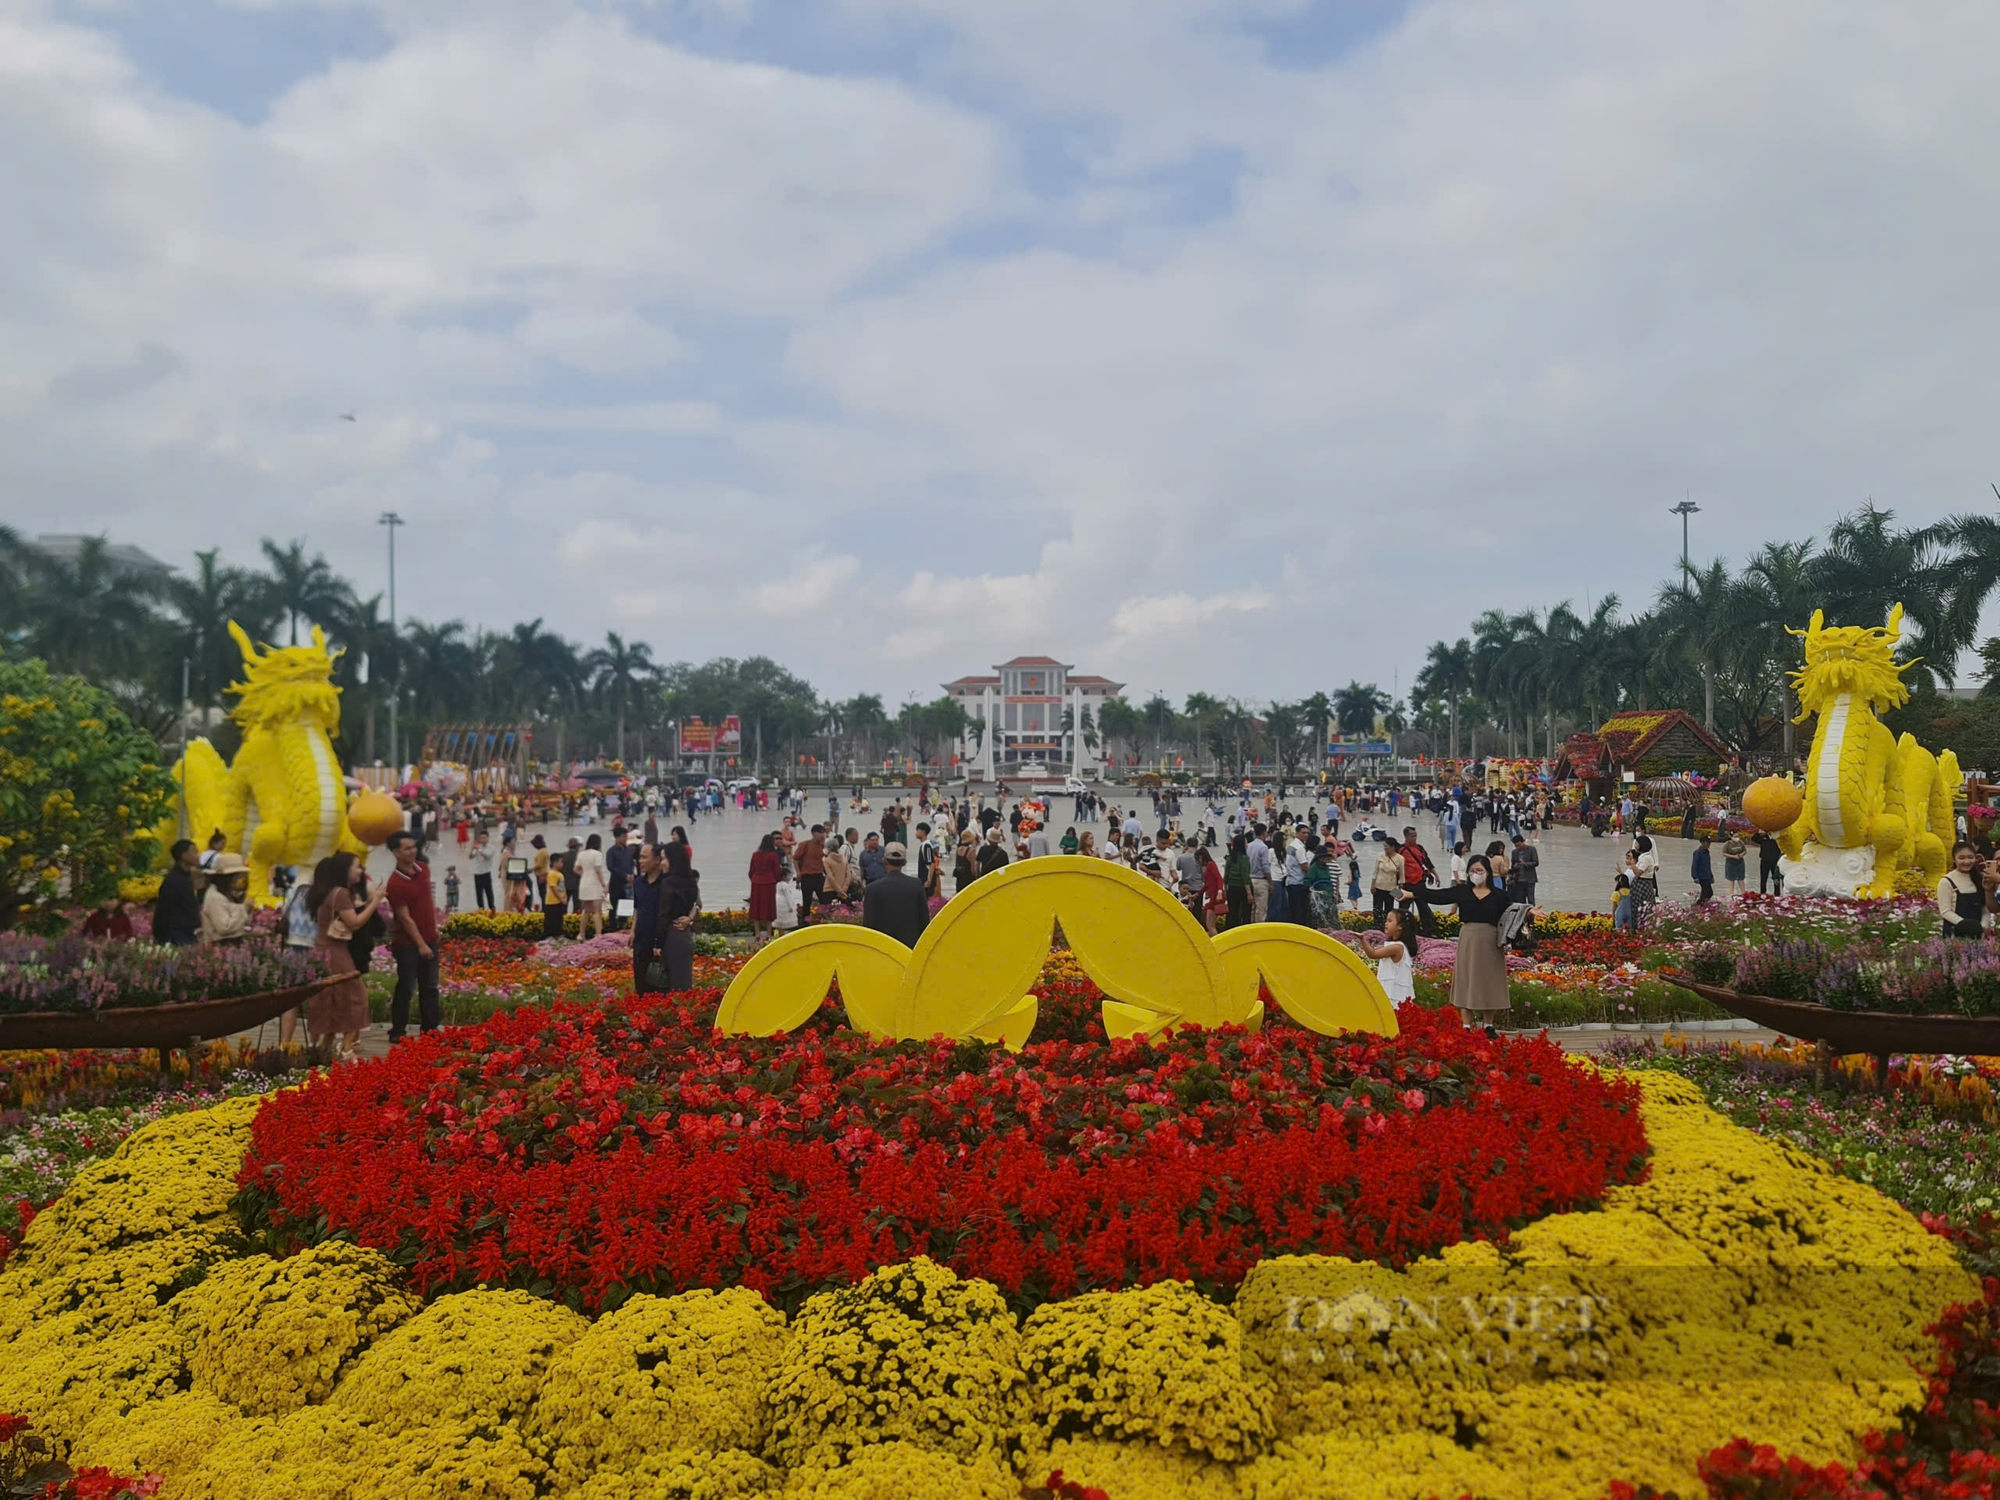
top-left (1427, 853), bottom-right (1518, 1027)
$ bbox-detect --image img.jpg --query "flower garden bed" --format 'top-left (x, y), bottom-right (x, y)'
top-left (0, 1042), bottom-right (1979, 1499)
top-left (0, 935), bottom-right (325, 1017)
top-left (442, 909), bottom-right (757, 940)
top-left (237, 1002), bottom-right (1646, 1312)
top-left (6, 888), bottom-right (2000, 1497)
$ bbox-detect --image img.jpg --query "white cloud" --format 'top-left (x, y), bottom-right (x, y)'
top-left (1107, 590), bottom-right (1275, 641)
top-left (746, 554), bottom-right (858, 617)
top-left (5, 0), bottom-right (2000, 703)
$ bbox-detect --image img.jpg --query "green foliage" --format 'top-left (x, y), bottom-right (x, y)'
top-left (1884, 689), bottom-right (2000, 766)
top-left (0, 658), bottom-right (176, 932)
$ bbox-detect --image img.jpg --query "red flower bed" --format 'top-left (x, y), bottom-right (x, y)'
top-left (1534, 930), bottom-right (1656, 968)
top-left (436, 935), bottom-right (536, 964)
top-left (236, 1000), bottom-right (1647, 1314)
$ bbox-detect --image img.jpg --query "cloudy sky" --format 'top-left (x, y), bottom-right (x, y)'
top-left (6, 0), bottom-right (1997, 704)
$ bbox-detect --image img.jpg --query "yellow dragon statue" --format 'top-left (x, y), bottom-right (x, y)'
top-left (1777, 604), bottom-right (1957, 898)
top-left (174, 623), bottom-right (366, 903)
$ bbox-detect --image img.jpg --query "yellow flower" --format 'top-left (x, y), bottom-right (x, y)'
top-left (528, 1287), bottom-right (787, 1491)
top-left (171, 1241), bottom-right (420, 1416)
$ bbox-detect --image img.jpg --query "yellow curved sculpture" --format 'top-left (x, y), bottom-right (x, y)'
top-left (1779, 605), bottom-right (1956, 898)
top-left (712, 857), bottom-right (1398, 1046)
top-left (174, 624), bottom-right (366, 903)
top-left (1212, 924), bottom-right (1397, 1038)
top-left (712, 925), bottom-right (909, 1038)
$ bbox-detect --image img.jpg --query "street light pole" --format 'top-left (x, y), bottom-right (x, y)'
top-left (1670, 498), bottom-right (1701, 579)
top-left (378, 512), bottom-right (403, 773)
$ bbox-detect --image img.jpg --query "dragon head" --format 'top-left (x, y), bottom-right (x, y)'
top-left (1787, 604), bottom-right (1914, 720)
top-left (225, 622), bottom-right (345, 733)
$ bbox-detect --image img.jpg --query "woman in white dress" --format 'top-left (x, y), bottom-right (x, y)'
top-left (1358, 908), bottom-right (1416, 1005)
top-left (572, 833), bottom-right (610, 939)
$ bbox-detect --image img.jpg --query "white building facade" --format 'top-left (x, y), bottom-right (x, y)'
top-left (943, 656), bottom-right (1124, 779)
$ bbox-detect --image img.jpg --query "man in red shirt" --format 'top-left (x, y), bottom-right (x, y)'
top-left (384, 831), bottom-right (441, 1040)
top-left (1396, 825), bottom-right (1439, 938)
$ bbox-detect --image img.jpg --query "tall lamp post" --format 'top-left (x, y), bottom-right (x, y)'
top-left (378, 511), bottom-right (403, 773)
top-left (1670, 498), bottom-right (1701, 578)
top-left (1669, 497), bottom-right (1710, 730)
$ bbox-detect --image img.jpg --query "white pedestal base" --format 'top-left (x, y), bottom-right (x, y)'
top-left (1776, 843), bottom-right (1876, 899)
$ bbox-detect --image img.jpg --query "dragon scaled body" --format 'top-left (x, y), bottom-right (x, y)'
top-left (1778, 605), bottom-right (1952, 898)
top-left (175, 623), bottom-right (365, 902)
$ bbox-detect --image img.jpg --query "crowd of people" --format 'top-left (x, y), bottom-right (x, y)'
top-left (125, 768), bottom-right (1843, 1059)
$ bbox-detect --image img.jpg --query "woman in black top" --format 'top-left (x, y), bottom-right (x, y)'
top-left (1425, 854), bottom-right (1517, 1026)
top-left (658, 842), bottom-right (701, 991)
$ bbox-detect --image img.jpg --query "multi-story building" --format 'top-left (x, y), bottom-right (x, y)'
top-left (943, 656), bottom-right (1124, 778)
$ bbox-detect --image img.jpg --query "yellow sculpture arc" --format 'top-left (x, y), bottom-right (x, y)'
top-left (711, 856), bottom-right (1398, 1047)
top-left (895, 857), bottom-right (1235, 1039)
top-left (711, 924), bottom-right (909, 1037)
top-left (1212, 924), bottom-right (1398, 1039)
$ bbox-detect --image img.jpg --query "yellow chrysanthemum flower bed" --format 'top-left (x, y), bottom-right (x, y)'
top-left (0, 1073), bottom-right (1974, 1500)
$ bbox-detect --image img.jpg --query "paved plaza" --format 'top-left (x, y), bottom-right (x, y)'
top-left (377, 791), bottom-right (1740, 916)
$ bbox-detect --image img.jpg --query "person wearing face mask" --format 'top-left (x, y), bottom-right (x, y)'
top-left (1426, 853), bottom-right (1520, 1028)
top-left (1937, 842), bottom-right (1997, 940)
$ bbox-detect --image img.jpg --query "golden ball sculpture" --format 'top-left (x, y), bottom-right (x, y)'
top-left (346, 790), bottom-right (406, 847)
top-left (1741, 776), bottom-right (1804, 834)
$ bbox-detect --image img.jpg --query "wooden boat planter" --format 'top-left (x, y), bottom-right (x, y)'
top-left (0, 975), bottom-right (342, 1054)
top-left (1663, 972), bottom-right (2000, 1076)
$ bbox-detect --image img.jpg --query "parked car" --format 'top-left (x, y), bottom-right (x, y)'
top-left (1063, 776), bottom-right (1089, 796)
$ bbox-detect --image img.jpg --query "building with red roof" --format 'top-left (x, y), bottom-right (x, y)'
top-left (943, 658), bottom-right (1125, 778)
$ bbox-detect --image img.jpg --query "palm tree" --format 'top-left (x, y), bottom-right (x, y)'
top-left (401, 619), bottom-right (475, 722)
top-left (257, 538), bottom-right (345, 646)
top-left (1182, 692), bottom-right (1223, 775)
top-left (1417, 638), bottom-right (1475, 759)
top-left (1732, 540), bottom-right (1819, 758)
top-left (1655, 563), bottom-right (1734, 734)
top-left (1210, 699), bottom-right (1251, 776)
top-left (838, 694), bottom-right (888, 769)
top-left (330, 593), bottom-right (401, 762)
top-left (165, 549), bottom-right (269, 715)
top-left (1264, 699), bottom-right (1310, 784)
top-left (1814, 506), bottom-right (1953, 674)
top-left (1140, 694), bottom-right (1177, 764)
top-left (1058, 704), bottom-right (1099, 767)
top-left (585, 632), bottom-right (659, 764)
top-left (1921, 488), bottom-right (2000, 667)
top-left (1569, 597), bottom-right (1623, 728)
top-left (1332, 682), bottom-right (1388, 736)
top-left (1470, 610), bottom-right (1524, 755)
top-left (19, 536), bottom-right (165, 688)
top-left (1097, 697), bottom-right (1142, 765)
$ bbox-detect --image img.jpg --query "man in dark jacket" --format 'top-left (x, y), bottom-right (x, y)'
top-left (630, 842), bottom-right (667, 993)
top-left (605, 825), bottom-right (635, 932)
top-left (153, 839), bottom-right (203, 946)
top-left (1509, 834), bottom-right (1539, 908)
top-left (1691, 834), bottom-right (1715, 906)
top-left (862, 844), bottom-right (930, 948)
